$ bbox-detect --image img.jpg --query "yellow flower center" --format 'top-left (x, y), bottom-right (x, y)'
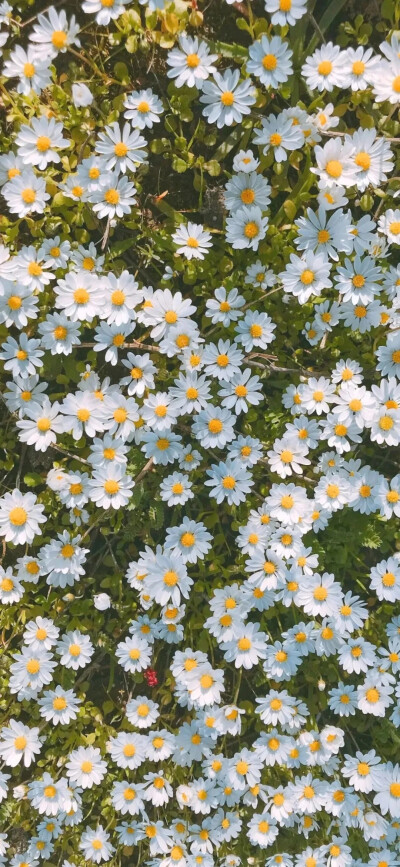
top-left (258, 821), bottom-right (269, 833)
top-left (52, 29), bottom-right (67, 48)
top-left (54, 325), bottom-right (67, 340)
top-left (186, 52), bottom-right (200, 68)
top-left (26, 659), bottom-right (40, 674)
top-left (114, 142), bottom-right (128, 157)
top-left (105, 188), bottom-right (120, 204)
top-left (270, 132), bottom-right (282, 146)
top-left (24, 62), bottom-right (36, 77)
top-left (208, 418), bottom-right (223, 433)
top-left (164, 570), bottom-right (179, 586)
top-left (8, 295), bottom-right (22, 310)
top-left (240, 188), bottom-right (255, 204)
top-left (104, 479), bottom-right (120, 494)
top-left (221, 91), bottom-right (234, 106)
top-left (326, 159), bottom-right (342, 178)
top-left (263, 53), bottom-right (277, 70)
top-left (326, 483), bottom-right (339, 498)
top-left (244, 221), bottom-right (259, 239)
top-left (318, 60), bottom-right (333, 76)
top-left (22, 186), bottom-right (36, 204)
top-left (28, 262), bottom-right (42, 276)
top-left (355, 150), bottom-right (370, 170)
top-left (352, 60), bottom-right (365, 75)
top-left (9, 506), bottom-right (27, 526)
top-left (36, 135), bottom-right (51, 152)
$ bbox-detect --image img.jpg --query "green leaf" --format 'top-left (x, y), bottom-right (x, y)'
top-left (23, 472), bottom-right (43, 488)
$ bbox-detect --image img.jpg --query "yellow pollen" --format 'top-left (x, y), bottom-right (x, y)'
top-left (352, 60), bottom-right (365, 75)
top-left (104, 479), bottom-right (120, 494)
top-left (244, 221), bottom-right (259, 239)
top-left (24, 62), bottom-right (35, 77)
top-left (263, 53), bottom-right (277, 70)
top-left (366, 687), bottom-right (380, 703)
top-left (52, 29), bottom-right (67, 48)
top-left (186, 52), bottom-right (200, 68)
top-left (36, 135), bottom-right (51, 152)
top-left (235, 384), bottom-right (247, 397)
top-left (326, 159), bottom-right (342, 179)
top-left (301, 269), bottom-right (314, 285)
top-left (238, 637), bottom-right (251, 651)
top-left (270, 132), bottom-right (282, 146)
top-left (26, 659), bottom-right (40, 674)
top-left (104, 188), bottom-right (120, 204)
top-left (355, 150), bottom-right (370, 170)
top-left (164, 570), bottom-right (179, 586)
top-left (382, 572), bottom-right (396, 587)
top-left (111, 289), bottom-right (126, 307)
top-left (326, 483), bottom-right (339, 498)
top-left (209, 418), bottom-right (223, 433)
top-left (240, 188), bottom-right (255, 204)
top-left (9, 506), bottom-right (27, 526)
top-left (114, 142), bottom-right (128, 157)
top-left (221, 91), bottom-right (234, 106)
top-left (380, 415), bottom-right (394, 430)
top-left (318, 60), bottom-right (333, 76)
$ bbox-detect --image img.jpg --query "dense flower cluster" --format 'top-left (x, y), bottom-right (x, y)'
top-left (1, 0), bottom-right (400, 865)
